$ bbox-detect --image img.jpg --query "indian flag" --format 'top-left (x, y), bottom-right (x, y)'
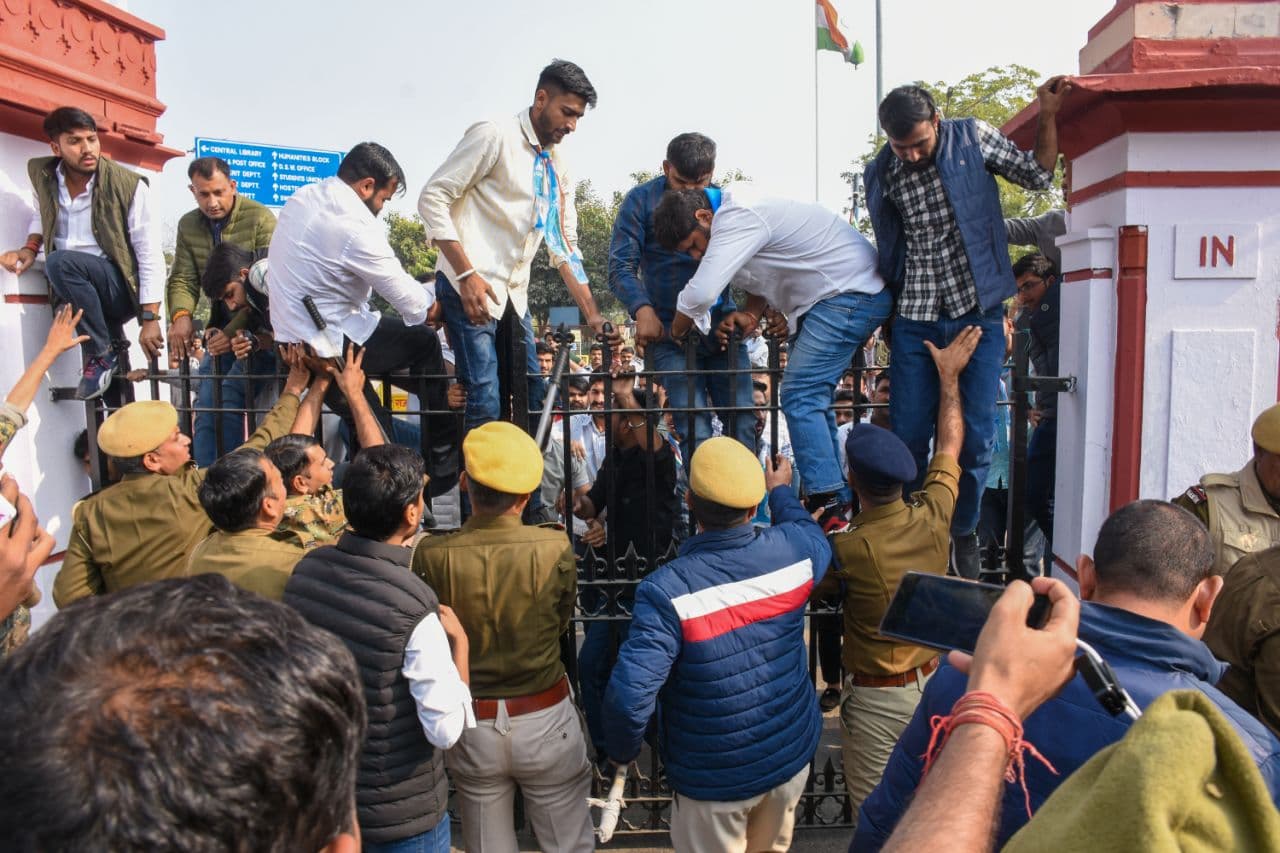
top-left (816, 0), bottom-right (864, 66)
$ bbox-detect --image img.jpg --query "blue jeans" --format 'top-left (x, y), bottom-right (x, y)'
top-left (436, 272), bottom-right (545, 431)
top-left (193, 350), bottom-right (275, 467)
top-left (43, 250), bottom-right (134, 357)
top-left (648, 336), bottom-right (757, 465)
top-left (578, 619), bottom-right (630, 759)
top-left (780, 289), bottom-right (892, 504)
top-left (890, 304), bottom-right (1007, 535)
top-left (361, 814), bottom-right (450, 853)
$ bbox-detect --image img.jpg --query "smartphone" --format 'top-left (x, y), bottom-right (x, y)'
top-left (878, 572), bottom-right (1051, 655)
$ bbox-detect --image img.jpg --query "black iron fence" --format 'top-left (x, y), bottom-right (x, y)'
top-left (72, 315), bottom-right (1051, 837)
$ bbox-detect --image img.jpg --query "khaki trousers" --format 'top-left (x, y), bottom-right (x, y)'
top-left (669, 764), bottom-right (810, 853)
top-left (446, 694), bottom-right (594, 853)
top-left (840, 667), bottom-right (934, 821)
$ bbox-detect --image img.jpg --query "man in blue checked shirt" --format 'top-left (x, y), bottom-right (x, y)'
top-left (608, 133), bottom-right (758, 466)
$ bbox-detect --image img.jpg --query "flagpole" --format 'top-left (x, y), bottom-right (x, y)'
top-left (814, 21), bottom-right (820, 203)
top-left (874, 0), bottom-right (884, 141)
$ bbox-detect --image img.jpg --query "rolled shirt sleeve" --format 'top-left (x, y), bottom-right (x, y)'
top-left (976, 119), bottom-right (1054, 191)
top-left (127, 180), bottom-right (166, 305)
top-left (402, 612), bottom-right (476, 749)
top-left (674, 206), bottom-right (771, 333)
top-left (417, 121), bottom-right (504, 247)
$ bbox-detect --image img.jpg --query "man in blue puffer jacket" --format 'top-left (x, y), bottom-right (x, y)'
top-left (604, 437), bottom-right (829, 852)
top-left (853, 499), bottom-right (1280, 851)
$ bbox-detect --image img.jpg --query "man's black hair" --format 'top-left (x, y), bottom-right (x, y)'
top-left (337, 142), bottom-right (406, 196)
top-left (199, 448), bottom-right (269, 532)
top-left (467, 478), bottom-right (524, 514)
top-left (654, 189), bottom-right (713, 251)
top-left (73, 429), bottom-right (89, 463)
top-left (878, 85), bottom-right (938, 141)
top-left (589, 342), bottom-right (604, 352)
top-left (0, 574), bottom-right (364, 851)
top-left (874, 373), bottom-right (891, 390)
top-left (666, 132), bottom-right (716, 179)
top-left (201, 242), bottom-right (254, 302)
top-left (689, 491), bottom-right (751, 531)
top-left (568, 375), bottom-right (590, 394)
top-left (536, 59), bottom-right (598, 108)
top-left (536, 341), bottom-right (552, 356)
top-left (343, 445), bottom-right (425, 542)
top-left (1012, 251), bottom-right (1057, 281)
top-left (188, 156), bottom-right (232, 182)
top-left (43, 106), bottom-right (96, 140)
top-left (265, 434), bottom-right (321, 494)
top-left (1093, 500), bottom-right (1215, 603)
top-left (835, 389), bottom-right (857, 403)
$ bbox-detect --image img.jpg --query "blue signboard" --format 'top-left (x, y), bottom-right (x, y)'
top-left (193, 138), bottom-right (342, 207)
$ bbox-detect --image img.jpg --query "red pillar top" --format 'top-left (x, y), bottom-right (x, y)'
top-left (0, 0), bottom-right (182, 170)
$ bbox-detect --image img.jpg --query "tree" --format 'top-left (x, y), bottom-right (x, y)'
top-left (841, 64), bottom-right (1064, 236)
top-left (528, 179), bottom-right (623, 325)
top-left (385, 211), bottom-right (438, 279)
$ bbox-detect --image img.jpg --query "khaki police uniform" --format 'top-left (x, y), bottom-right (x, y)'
top-left (1175, 461), bottom-right (1280, 577)
top-left (53, 394), bottom-right (300, 606)
top-left (410, 421), bottom-right (593, 853)
top-left (828, 452), bottom-right (960, 815)
top-left (186, 528), bottom-right (307, 600)
top-left (1203, 544), bottom-right (1280, 739)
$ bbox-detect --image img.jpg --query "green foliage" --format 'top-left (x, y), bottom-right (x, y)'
top-left (385, 211), bottom-right (438, 279)
top-left (528, 180), bottom-right (624, 325)
top-left (840, 64), bottom-right (1064, 236)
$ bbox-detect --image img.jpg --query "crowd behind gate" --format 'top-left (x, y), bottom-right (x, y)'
top-left (2, 58), bottom-right (1280, 853)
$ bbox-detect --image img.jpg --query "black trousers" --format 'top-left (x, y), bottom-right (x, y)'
top-left (328, 317), bottom-right (459, 495)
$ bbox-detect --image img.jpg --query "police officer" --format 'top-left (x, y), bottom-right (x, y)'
top-left (1204, 543), bottom-right (1280, 739)
top-left (820, 325), bottom-right (980, 819)
top-left (186, 448), bottom-right (307, 600)
top-left (53, 350), bottom-right (315, 606)
top-left (1174, 403), bottom-right (1280, 576)
top-left (411, 421), bottom-right (594, 853)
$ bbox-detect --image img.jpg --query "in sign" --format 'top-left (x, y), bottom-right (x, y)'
top-left (1174, 224), bottom-right (1259, 280)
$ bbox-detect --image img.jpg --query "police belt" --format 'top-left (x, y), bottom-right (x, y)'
top-left (850, 656), bottom-right (939, 688)
top-left (474, 675), bottom-right (570, 720)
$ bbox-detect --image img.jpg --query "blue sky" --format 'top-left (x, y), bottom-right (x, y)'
top-left (127, 0), bottom-right (1114, 236)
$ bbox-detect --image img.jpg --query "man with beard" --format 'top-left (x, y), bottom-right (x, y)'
top-left (2, 107), bottom-right (165, 400)
top-left (268, 142), bottom-right (456, 490)
top-left (863, 78), bottom-right (1070, 578)
top-left (419, 60), bottom-right (612, 444)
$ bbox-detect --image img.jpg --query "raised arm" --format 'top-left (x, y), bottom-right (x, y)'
top-left (925, 326), bottom-right (982, 460)
top-left (2, 305), bottom-right (88, 461)
top-left (1033, 76), bottom-right (1072, 174)
top-left (326, 344), bottom-right (384, 449)
top-left (288, 372), bottom-right (333, 436)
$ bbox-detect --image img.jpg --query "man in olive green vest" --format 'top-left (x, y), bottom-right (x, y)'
top-left (1174, 403), bottom-right (1280, 576)
top-left (0, 106), bottom-right (166, 400)
top-left (165, 156), bottom-right (278, 465)
top-left (187, 447), bottom-right (307, 600)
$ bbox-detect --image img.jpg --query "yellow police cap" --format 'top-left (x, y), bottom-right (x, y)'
top-left (463, 421), bottom-right (543, 494)
top-left (689, 437), bottom-right (766, 509)
top-left (1252, 404), bottom-right (1280, 453)
top-left (97, 400), bottom-right (178, 457)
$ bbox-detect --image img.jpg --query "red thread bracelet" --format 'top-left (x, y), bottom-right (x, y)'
top-left (920, 690), bottom-right (1058, 817)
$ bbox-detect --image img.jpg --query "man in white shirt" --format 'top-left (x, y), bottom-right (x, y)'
top-left (658, 183), bottom-right (892, 530)
top-left (418, 60), bottom-right (612, 447)
top-left (284, 444), bottom-right (473, 850)
top-left (270, 142), bottom-right (456, 488)
top-left (1, 107), bottom-right (165, 400)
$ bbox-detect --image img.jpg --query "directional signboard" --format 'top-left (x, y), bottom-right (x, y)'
top-left (194, 138), bottom-right (343, 207)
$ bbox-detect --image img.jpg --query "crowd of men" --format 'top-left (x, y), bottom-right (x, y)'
top-left (1, 57), bottom-right (1280, 852)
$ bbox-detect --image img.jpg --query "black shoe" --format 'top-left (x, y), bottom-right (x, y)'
top-left (819, 686), bottom-right (841, 713)
top-left (951, 531), bottom-right (981, 580)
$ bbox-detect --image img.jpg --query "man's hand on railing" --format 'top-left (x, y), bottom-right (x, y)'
top-left (633, 306), bottom-right (664, 347)
top-left (204, 328), bottom-right (232, 357)
top-left (714, 311), bottom-right (757, 348)
top-left (582, 518), bottom-right (606, 548)
top-left (447, 382), bottom-right (467, 411)
top-left (762, 307), bottom-right (788, 339)
top-left (763, 452), bottom-right (792, 491)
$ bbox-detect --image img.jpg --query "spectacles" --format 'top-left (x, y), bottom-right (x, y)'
top-left (1016, 277), bottom-right (1046, 294)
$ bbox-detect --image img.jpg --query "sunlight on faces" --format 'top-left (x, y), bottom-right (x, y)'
top-left (50, 128), bottom-right (100, 176)
top-left (189, 171), bottom-right (237, 220)
top-left (531, 90), bottom-right (587, 146)
top-left (145, 427), bottom-right (192, 475)
top-left (294, 444), bottom-right (335, 495)
top-left (352, 176), bottom-right (398, 216)
top-left (538, 351), bottom-right (554, 374)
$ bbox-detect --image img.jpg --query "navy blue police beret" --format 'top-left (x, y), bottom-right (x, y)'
top-left (844, 423), bottom-right (917, 489)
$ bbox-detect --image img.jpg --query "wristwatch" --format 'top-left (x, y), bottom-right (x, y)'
top-left (140, 310), bottom-right (158, 322)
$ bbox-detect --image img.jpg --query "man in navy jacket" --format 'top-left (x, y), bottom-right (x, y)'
top-left (603, 437), bottom-right (829, 852)
top-left (854, 499), bottom-right (1280, 851)
top-left (863, 79), bottom-right (1069, 579)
